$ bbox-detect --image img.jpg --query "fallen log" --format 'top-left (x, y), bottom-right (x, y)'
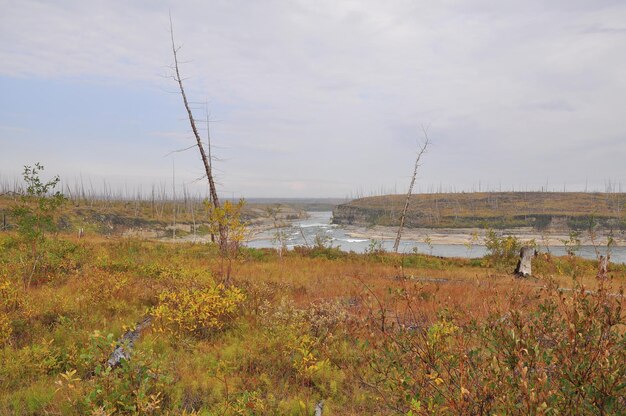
top-left (107, 316), bottom-right (152, 368)
top-left (315, 400), bottom-right (324, 416)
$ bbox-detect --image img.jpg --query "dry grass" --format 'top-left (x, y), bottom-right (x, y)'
top-left (0, 233), bottom-right (624, 414)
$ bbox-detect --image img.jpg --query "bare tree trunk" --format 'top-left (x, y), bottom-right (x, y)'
top-left (515, 246), bottom-right (534, 277)
top-left (169, 15), bottom-right (226, 251)
top-left (393, 129), bottom-right (430, 253)
top-left (597, 254), bottom-right (610, 279)
top-left (191, 197), bottom-right (197, 241)
top-left (172, 158), bottom-right (176, 240)
top-left (206, 102), bottom-right (216, 243)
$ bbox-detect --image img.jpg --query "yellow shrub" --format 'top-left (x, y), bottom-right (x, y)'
top-left (0, 277), bottom-right (28, 314)
top-left (290, 333), bottom-right (315, 376)
top-left (151, 285), bottom-right (245, 338)
top-left (426, 319), bottom-right (458, 347)
top-left (0, 311), bottom-right (11, 345)
top-left (82, 268), bottom-right (128, 306)
top-left (0, 276), bottom-right (31, 345)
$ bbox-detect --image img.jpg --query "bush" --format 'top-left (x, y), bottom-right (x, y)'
top-left (359, 281), bottom-right (626, 415)
top-left (151, 284), bottom-right (245, 339)
top-left (484, 230), bottom-right (528, 269)
top-left (0, 312), bottom-right (11, 346)
top-left (10, 164), bottom-right (66, 288)
top-left (0, 275), bottom-right (31, 346)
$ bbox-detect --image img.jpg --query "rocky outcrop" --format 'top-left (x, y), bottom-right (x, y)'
top-left (332, 205), bottom-right (387, 226)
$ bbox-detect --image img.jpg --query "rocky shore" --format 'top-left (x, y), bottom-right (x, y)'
top-left (341, 224), bottom-right (626, 247)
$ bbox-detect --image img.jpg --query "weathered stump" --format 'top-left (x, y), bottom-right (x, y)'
top-left (597, 255), bottom-right (610, 279)
top-left (514, 246), bottom-right (534, 277)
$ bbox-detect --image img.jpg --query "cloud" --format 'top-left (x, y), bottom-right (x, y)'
top-left (1, 0), bottom-right (626, 197)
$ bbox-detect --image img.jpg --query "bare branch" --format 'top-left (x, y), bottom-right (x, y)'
top-left (163, 143), bottom-right (198, 157)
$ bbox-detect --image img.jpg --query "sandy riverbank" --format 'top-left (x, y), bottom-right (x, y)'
top-left (342, 225), bottom-right (626, 247)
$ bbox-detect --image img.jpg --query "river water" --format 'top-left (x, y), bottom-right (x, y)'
top-left (246, 211), bottom-right (626, 264)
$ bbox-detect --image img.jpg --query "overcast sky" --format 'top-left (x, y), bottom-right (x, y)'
top-left (1, 1), bottom-right (625, 198)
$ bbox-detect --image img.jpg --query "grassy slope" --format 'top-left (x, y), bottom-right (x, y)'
top-left (334, 192), bottom-right (626, 229)
top-left (0, 231), bottom-right (625, 414)
top-left (0, 195), bottom-right (307, 236)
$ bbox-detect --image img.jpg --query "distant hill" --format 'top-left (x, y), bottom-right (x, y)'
top-left (332, 192), bottom-right (626, 230)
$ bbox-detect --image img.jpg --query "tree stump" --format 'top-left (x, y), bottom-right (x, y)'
top-left (597, 255), bottom-right (610, 279)
top-left (514, 246), bottom-right (534, 277)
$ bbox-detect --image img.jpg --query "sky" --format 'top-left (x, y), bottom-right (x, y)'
top-left (1, 0), bottom-right (626, 198)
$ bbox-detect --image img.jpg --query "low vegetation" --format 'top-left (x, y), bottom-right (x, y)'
top-left (0, 170), bottom-right (624, 414)
top-left (0, 227), bottom-right (624, 414)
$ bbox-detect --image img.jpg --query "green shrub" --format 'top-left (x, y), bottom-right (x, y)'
top-left (484, 230), bottom-right (525, 269)
top-left (359, 281), bottom-right (626, 415)
top-left (10, 164), bottom-right (66, 288)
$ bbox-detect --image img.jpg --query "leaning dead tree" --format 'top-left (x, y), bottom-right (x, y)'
top-left (393, 128), bottom-right (430, 253)
top-left (169, 16), bottom-right (226, 252)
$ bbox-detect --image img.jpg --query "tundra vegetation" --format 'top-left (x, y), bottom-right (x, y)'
top-left (334, 192), bottom-right (626, 230)
top-left (0, 173), bottom-right (625, 414)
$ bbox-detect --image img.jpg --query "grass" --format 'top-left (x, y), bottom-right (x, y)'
top-left (0, 230), bottom-right (624, 414)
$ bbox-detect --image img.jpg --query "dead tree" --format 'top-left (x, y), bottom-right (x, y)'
top-left (597, 254), bottom-right (610, 279)
top-left (205, 102), bottom-right (216, 243)
top-left (514, 246), bottom-right (534, 277)
top-left (393, 128), bottom-right (430, 253)
top-left (169, 15), bottom-right (226, 252)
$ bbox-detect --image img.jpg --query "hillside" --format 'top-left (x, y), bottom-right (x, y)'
top-left (0, 195), bottom-right (308, 238)
top-left (333, 192), bottom-right (626, 230)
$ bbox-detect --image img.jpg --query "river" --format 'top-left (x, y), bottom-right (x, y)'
top-left (246, 211), bottom-right (626, 264)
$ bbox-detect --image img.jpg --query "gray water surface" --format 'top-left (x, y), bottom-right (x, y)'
top-left (246, 211), bottom-right (626, 264)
